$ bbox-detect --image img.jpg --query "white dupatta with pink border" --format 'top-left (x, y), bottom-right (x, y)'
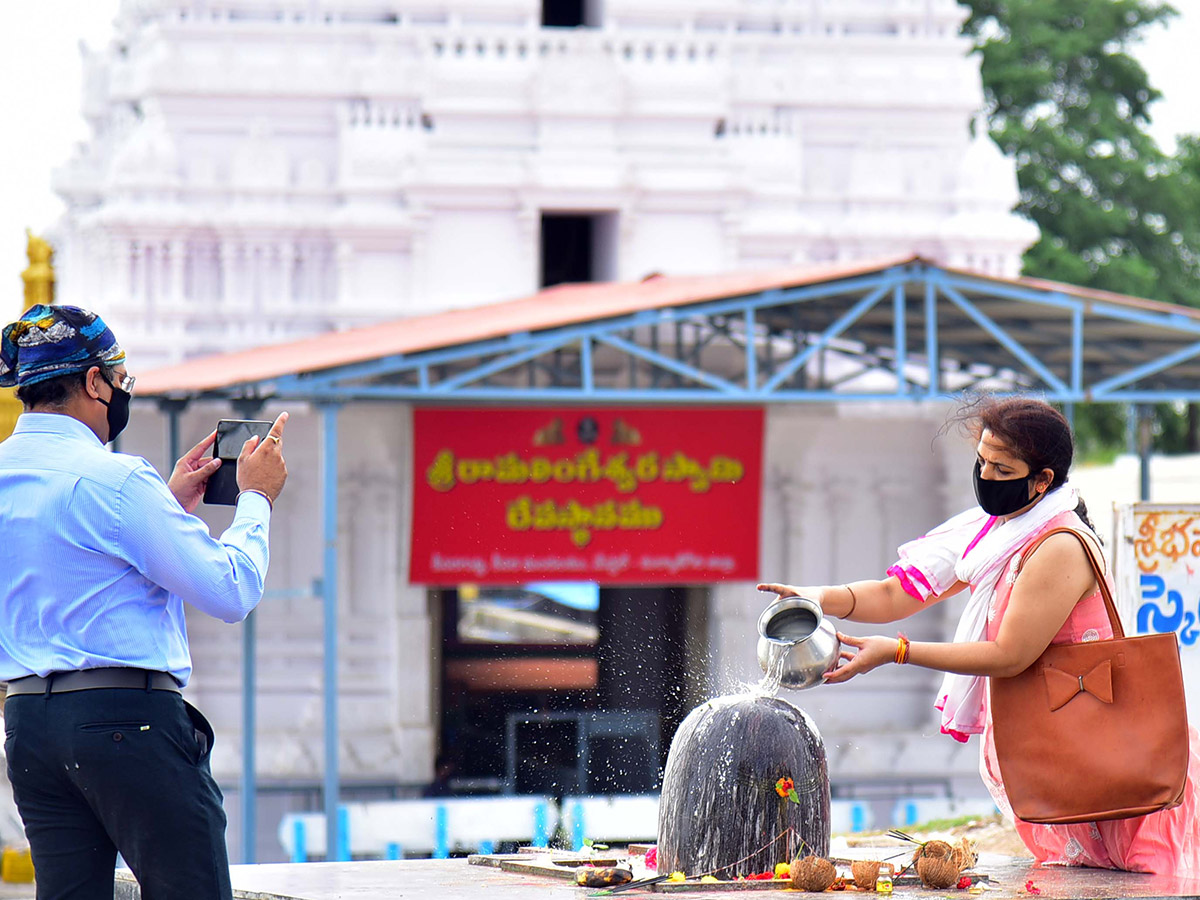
top-left (888, 486), bottom-right (1080, 741)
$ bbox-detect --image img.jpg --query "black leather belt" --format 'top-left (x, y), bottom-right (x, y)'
top-left (5, 668), bottom-right (181, 696)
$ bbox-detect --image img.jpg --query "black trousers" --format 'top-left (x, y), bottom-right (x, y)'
top-left (4, 688), bottom-right (233, 900)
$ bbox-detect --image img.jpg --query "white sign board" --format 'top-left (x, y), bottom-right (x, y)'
top-left (1114, 503), bottom-right (1200, 721)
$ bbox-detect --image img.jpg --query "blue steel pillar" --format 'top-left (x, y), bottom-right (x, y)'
top-left (924, 276), bottom-right (938, 397)
top-left (321, 403), bottom-right (341, 861)
top-left (167, 408), bottom-right (179, 466)
top-left (892, 282), bottom-right (906, 395)
top-left (158, 398), bottom-right (188, 472)
top-left (1137, 404), bottom-right (1152, 502)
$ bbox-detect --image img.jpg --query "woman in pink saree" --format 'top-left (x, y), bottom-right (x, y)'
top-left (760, 396), bottom-right (1200, 874)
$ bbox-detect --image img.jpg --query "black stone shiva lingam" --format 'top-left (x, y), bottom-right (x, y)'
top-left (657, 695), bottom-right (831, 879)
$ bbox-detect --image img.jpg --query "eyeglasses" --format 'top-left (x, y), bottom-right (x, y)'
top-left (101, 370), bottom-right (136, 395)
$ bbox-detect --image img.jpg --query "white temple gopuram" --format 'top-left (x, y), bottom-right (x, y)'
top-left (52, 0), bottom-right (1035, 368)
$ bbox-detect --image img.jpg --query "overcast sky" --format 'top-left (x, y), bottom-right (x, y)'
top-left (2, 0), bottom-right (1199, 311)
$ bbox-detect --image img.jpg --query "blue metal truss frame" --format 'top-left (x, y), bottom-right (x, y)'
top-left (183, 258), bottom-right (1200, 862)
top-left (249, 261), bottom-right (1200, 405)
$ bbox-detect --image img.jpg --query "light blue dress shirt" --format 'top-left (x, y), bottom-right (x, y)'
top-left (0, 413), bottom-right (272, 685)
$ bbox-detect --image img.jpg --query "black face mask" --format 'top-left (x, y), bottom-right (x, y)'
top-left (97, 372), bottom-right (131, 444)
top-left (973, 459), bottom-right (1036, 517)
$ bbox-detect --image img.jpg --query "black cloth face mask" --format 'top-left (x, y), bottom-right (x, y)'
top-left (97, 371), bottom-right (131, 443)
top-left (973, 459), bottom-right (1036, 517)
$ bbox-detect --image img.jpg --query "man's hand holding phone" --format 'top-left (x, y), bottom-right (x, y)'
top-left (236, 412), bottom-right (289, 505)
top-left (168, 430), bottom-right (223, 513)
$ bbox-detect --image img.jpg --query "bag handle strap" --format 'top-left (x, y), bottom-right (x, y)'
top-left (1019, 526), bottom-right (1124, 639)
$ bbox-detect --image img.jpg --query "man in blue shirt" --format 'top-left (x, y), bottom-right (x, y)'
top-left (0, 305), bottom-right (288, 900)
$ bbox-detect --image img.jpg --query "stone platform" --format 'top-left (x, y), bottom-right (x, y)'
top-left (110, 853), bottom-right (1200, 900)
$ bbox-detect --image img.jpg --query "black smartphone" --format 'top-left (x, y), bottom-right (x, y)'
top-left (202, 419), bottom-right (273, 506)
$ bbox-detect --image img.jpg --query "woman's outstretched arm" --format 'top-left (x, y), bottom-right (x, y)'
top-left (756, 576), bottom-right (967, 624)
top-left (822, 532), bottom-right (1098, 683)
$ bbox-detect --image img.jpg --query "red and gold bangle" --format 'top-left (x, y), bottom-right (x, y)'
top-left (895, 634), bottom-right (910, 665)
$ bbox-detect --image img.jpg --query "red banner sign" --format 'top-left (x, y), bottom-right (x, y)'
top-left (409, 407), bottom-right (763, 584)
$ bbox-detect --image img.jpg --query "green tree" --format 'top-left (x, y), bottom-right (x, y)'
top-left (961, 0), bottom-right (1200, 456)
top-left (1175, 134), bottom-right (1200, 275)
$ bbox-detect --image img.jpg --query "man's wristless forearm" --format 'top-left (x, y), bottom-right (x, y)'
top-left (236, 489), bottom-right (273, 510)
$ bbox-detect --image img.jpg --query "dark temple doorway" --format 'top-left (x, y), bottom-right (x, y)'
top-left (436, 584), bottom-right (698, 796)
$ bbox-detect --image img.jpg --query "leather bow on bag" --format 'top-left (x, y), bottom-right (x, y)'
top-left (990, 527), bottom-right (1190, 825)
top-left (1043, 660), bottom-right (1113, 711)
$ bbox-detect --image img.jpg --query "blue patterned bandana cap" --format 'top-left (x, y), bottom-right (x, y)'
top-left (0, 305), bottom-right (126, 388)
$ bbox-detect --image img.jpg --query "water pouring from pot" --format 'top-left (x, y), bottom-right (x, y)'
top-left (756, 596), bottom-right (841, 690)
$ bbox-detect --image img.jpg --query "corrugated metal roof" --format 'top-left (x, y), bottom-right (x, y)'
top-left (133, 253), bottom-right (1200, 398)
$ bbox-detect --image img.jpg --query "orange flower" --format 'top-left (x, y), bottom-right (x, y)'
top-left (774, 776), bottom-right (800, 804)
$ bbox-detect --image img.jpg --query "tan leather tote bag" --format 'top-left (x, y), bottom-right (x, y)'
top-left (990, 527), bottom-right (1189, 824)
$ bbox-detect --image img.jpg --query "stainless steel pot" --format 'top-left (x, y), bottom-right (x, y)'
top-left (756, 596), bottom-right (841, 690)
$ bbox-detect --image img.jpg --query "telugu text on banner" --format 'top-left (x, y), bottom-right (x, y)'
top-left (1115, 502), bottom-right (1200, 720)
top-left (409, 407), bottom-right (764, 584)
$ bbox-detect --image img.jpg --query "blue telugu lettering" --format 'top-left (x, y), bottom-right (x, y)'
top-left (1183, 612), bottom-right (1199, 647)
top-left (1135, 573), bottom-right (1199, 644)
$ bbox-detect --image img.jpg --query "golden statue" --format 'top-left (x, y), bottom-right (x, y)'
top-left (21, 230), bottom-right (55, 311)
top-left (0, 231), bottom-right (55, 440)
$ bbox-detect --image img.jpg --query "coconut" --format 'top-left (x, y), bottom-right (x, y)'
top-left (911, 839), bottom-right (953, 863)
top-left (917, 855), bottom-right (962, 889)
top-left (790, 855), bottom-right (836, 892)
top-left (950, 837), bottom-right (978, 871)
